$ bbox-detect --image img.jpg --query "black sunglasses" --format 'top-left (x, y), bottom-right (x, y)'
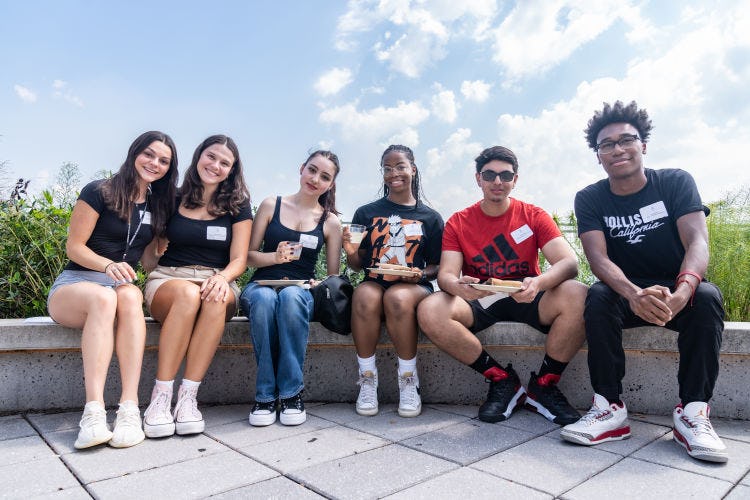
top-left (480, 170), bottom-right (515, 182)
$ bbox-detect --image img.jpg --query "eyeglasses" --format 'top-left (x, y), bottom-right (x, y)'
top-left (480, 169), bottom-right (515, 182)
top-left (381, 165), bottom-right (411, 175)
top-left (595, 134), bottom-right (640, 154)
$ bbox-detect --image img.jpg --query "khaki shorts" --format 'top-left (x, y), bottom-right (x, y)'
top-left (144, 265), bottom-right (240, 314)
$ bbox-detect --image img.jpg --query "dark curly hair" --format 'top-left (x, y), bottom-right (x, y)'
top-left (584, 100), bottom-right (653, 150)
top-left (474, 145), bottom-right (519, 173)
top-left (380, 144), bottom-right (429, 204)
top-left (180, 134), bottom-right (251, 217)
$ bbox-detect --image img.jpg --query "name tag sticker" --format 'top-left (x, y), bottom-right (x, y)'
top-left (640, 201), bottom-right (668, 223)
top-left (510, 224), bottom-right (533, 244)
top-left (300, 234), bottom-right (318, 249)
top-left (206, 226), bottom-right (227, 241)
top-left (140, 210), bottom-right (152, 225)
top-left (404, 223), bottom-right (423, 237)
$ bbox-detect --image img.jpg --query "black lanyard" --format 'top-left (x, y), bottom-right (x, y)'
top-left (123, 197), bottom-right (149, 261)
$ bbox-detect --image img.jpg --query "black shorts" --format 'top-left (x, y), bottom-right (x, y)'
top-left (468, 291), bottom-right (550, 335)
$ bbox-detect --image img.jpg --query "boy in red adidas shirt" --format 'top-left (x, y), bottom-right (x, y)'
top-left (417, 145), bottom-right (588, 425)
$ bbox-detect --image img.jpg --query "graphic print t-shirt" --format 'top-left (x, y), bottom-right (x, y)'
top-left (352, 197), bottom-right (443, 289)
top-left (574, 168), bottom-right (703, 280)
top-left (442, 199), bottom-right (560, 281)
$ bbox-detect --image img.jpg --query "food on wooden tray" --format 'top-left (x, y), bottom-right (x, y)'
top-left (485, 278), bottom-right (523, 288)
top-left (377, 263), bottom-right (413, 271)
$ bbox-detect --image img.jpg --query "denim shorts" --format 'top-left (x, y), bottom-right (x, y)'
top-left (47, 270), bottom-right (118, 309)
top-left (144, 265), bottom-right (240, 311)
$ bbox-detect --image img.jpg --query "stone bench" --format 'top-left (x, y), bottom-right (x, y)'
top-left (0, 318), bottom-right (748, 419)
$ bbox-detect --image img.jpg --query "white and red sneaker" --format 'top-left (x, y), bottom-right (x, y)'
top-left (560, 393), bottom-right (630, 445)
top-left (673, 402), bottom-right (728, 463)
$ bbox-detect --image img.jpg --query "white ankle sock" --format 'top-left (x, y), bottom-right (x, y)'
top-left (357, 355), bottom-right (377, 374)
top-left (154, 379), bottom-right (174, 393)
top-left (180, 379), bottom-right (201, 390)
top-left (398, 356), bottom-right (417, 378)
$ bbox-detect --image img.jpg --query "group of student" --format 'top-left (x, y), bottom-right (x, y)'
top-left (47, 100), bottom-right (729, 464)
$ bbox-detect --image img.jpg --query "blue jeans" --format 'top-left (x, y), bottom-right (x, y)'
top-left (239, 282), bottom-right (313, 402)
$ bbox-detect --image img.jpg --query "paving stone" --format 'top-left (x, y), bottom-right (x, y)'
top-left (496, 408), bottom-right (560, 436)
top-left (725, 485), bottom-right (750, 499)
top-left (744, 470), bottom-right (750, 486)
top-left (400, 419), bottom-right (536, 465)
top-left (561, 457), bottom-right (733, 499)
top-left (60, 433), bottom-right (228, 484)
top-left (580, 419), bottom-right (671, 456)
top-left (211, 476), bottom-right (325, 499)
top-left (289, 444), bottom-right (457, 499)
top-left (424, 403), bottom-right (480, 418)
top-left (0, 435), bottom-right (58, 467)
top-left (472, 435), bottom-right (622, 496)
top-left (307, 402), bottom-right (366, 424)
top-left (205, 414), bottom-right (335, 449)
top-left (42, 429), bottom-right (79, 456)
top-left (342, 406), bottom-right (469, 442)
top-left (712, 418), bottom-right (750, 444)
top-left (632, 431), bottom-right (750, 483)
top-left (87, 449), bottom-right (276, 499)
top-left (0, 415), bottom-right (36, 441)
top-left (629, 412), bottom-right (673, 428)
top-left (0, 457), bottom-right (79, 498)
top-left (31, 486), bottom-right (92, 499)
top-left (201, 403), bottom-right (252, 428)
top-left (28, 411), bottom-right (83, 433)
top-left (384, 466), bottom-right (552, 499)
top-left (239, 425), bottom-right (388, 473)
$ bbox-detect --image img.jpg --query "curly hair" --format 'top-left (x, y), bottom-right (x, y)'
top-left (180, 135), bottom-right (251, 217)
top-left (380, 144), bottom-right (429, 204)
top-left (584, 100), bottom-right (653, 150)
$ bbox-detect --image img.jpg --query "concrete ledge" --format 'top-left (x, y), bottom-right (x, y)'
top-left (1, 318), bottom-right (748, 419)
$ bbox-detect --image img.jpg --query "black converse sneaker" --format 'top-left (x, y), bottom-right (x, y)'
top-left (248, 400), bottom-right (277, 427)
top-left (525, 372), bottom-right (580, 425)
top-left (279, 392), bottom-right (306, 426)
top-left (478, 364), bottom-right (526, 423)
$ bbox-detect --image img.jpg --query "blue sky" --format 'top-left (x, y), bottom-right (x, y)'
top-left (2, 0), bottom-right (749, 221)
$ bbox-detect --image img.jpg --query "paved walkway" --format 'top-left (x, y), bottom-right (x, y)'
top-left (1, 402), bottom-right (749, 499)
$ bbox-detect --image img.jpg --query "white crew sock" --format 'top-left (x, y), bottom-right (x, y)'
top-left (357, 355), bottom-right (377, 375)
top-left (398, 356), bottom-right (418, 378)
top-left (180, 378), bottom-right (201, 390)
top-left (154, 379), bottom-right (174, 393)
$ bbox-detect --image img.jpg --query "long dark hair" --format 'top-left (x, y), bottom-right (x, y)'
top-left (304, 150), bottom-right (340, 223)
top-left (100, 131), bottom-right (178, 237)
top-left (380, 144), bottom-right (427, 204)
top-left (180, 134), bottom-right (251, 216)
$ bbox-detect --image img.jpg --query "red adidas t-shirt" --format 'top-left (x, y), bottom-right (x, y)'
top-left (442, 199), bottom-right (561, 280)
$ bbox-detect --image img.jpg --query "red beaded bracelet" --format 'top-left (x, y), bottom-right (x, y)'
top-left (676, 270), bottom-right (701, 306)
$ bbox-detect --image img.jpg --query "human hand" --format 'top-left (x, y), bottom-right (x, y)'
top-left (511, 277), bottom-right (540, 304)
top-left (630, 285), bottom-right (672, 326)
top-left (105, 261), bottom-right (137, 285)
top-left (200, 273), bottom-right (229, 302)
top-left (275, 241), bottom-right (301, 264)
top-left (342, 225), bottom-right (367, 255)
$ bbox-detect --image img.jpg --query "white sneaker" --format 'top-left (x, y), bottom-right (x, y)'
top-left (560, 393), bottom-right (630, 445)
top-left (356, 370), bottom-right (378, 416)
top-left (109, 400), bottom-right (145, 448)
top-left (173, 385), bottom-right (205, 435)
top-left (398, 371), bottom-right (422, 418)
top-left (74, 401), bottom-right (112, 449)
top-left (143, 387), bottom-right (175, 438)
top-left (673, 402), bottom-right (728, 463)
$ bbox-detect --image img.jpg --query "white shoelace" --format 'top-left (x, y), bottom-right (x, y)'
top-left (357, 374), bottom-right (377, 406)
top-left (683, 412), bottom-right (715, 436)
top-left (399, 375), bottom-right (419, 408)
top-left (80, 405), bottom-right (107, 427)
top-left (579, 404), bottom-right (609, 424)
top-left (146, 390), bottom-right (172, 422)
top-left (116, 405), bottom-right (141, 428)
top-left (175, 387), bottom-right (201, 421)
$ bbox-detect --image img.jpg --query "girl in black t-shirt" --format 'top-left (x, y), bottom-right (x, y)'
top-left (344, 145), bottom-right (444, 418)
top-left (239, 150), bottom-right (343, 427)
top-left (141, 135), bottom-right (252, 438)
top-left (47, 131), bottom-right (178, 450)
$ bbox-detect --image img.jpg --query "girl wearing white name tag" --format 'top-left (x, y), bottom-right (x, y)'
top-left (142, 135), bottom-right (252, 438)
top-left (240, 150), bottom-right (342, 427)
top-left (47, 131), bottom-right (179, 450)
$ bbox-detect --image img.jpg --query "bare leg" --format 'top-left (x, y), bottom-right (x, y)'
top-left (382, 284), bottom-right (429, 360)
top-left (48, 282), bottom-right (118, 404)
top-left (149, 281), bottom-right (202, 381)
top-left (417, 291), bottom-right (481, 365)
top-left (538, 280), bottom-right (587, 362)
top-left (183, 298), bottom-right (235, 381)
top-left (114, 284), bottom-right (147, 403)
top-left (351, 282), bottom-right (385, 358)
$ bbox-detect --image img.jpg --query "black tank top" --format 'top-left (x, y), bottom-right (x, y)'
top-left (251, 197), bottom-right (325, 281)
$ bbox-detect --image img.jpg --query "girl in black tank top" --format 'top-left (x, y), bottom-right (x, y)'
top-left (240, 151), bottom-right (343, 427)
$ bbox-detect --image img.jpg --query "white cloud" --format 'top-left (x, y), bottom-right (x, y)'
top-left (489, 1), bottom-right (641, 81)
top-left (424, 128), bottom-right (484, 212)
top-left (430, 85), bottom-right (458, 123)
top-left (52, 79), bottom-right (84, 108)
top-left (314, 67), bottom-right (354, 96)
top-left (460, 80), bottom-right (492, 102)
top-left (336, 0), bottom-right (498, 78)
top-left (14, 84), bottom-right (37, 103)
top-left (319, 100), bottom-right (430, 142)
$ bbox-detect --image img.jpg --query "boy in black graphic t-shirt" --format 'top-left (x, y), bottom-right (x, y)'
top-left (561, 101), bottom-right (727, 463)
